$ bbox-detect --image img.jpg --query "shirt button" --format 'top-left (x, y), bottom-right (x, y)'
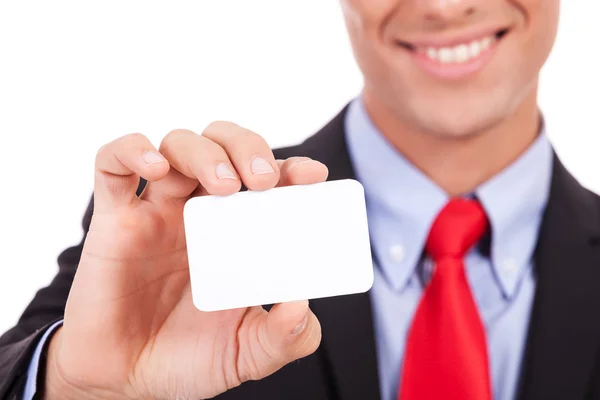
top-left (502, 258), bottom-right (518, 273)
top-left (389, 244), bottom-right (406, 263)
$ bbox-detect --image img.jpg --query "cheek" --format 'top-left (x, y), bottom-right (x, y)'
top-left (521, 0), bottom-right (559, 77)
top-left (342, 0), bottom-right (400, 79)
top-left (341, 0), bottom-right (399, 30)
top-left (522, 0), bottom-right (560, 51)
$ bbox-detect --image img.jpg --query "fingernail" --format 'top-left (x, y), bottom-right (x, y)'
top-left (289, 159), bottom-right (315, 171)
top-left (251, 157), bottom-right (275, 175)
top-left (216, 163), bottom-right (238, 180)
top-left (143, 151), bottom-right (165, 164)
top-left (290, 313), bottom-right (309, 336)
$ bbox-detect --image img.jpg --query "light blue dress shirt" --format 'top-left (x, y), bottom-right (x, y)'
top-left (24, 97), bottom-right (553, 400)
top-left (345, 97), bottom-right (553, 400)
top-left (23, 320), bottom-right (63, 398)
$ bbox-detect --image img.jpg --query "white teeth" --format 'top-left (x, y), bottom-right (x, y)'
top-left (426, 47), bottom-right (437, 60)
top-left (455, 44), bottom-right (469, 63)
top-left (469, 40), bottom-right (482, 58)
top-left (481, 36), bottom-right (493, 50)
top-left (423, 34), bottom-right (496, 64)
top-left (438, 48), bottom-right (454, 64)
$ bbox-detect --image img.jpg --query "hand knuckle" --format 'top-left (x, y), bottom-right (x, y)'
top-left (240, 128), bottom-right (262, 141)
top-left (161, 129), bottom-right (192, 148)
top-left (119, 133), bottom-right (148, 148)
top-left (95, 143), bottom-right (110, 163)
top-left (126, 132), bottom-right (146, 140)
top-left (204, 120), bottom-right (239, 135)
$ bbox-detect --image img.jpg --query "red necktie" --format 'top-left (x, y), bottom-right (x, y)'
top-left (399, 199), bottom-right (492, 400)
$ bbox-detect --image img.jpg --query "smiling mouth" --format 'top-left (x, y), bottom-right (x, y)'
top-left (396, 29), bottom-right (509, 65)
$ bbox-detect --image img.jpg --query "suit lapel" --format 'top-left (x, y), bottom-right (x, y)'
top-left (311, 293), bottom-right (381, 400)
top-left (294, 108), bottom-right (600, 400)
top-left (519, 156), bottom-right (600, 399)
top-left (298, 106), bottom-right (382, 400)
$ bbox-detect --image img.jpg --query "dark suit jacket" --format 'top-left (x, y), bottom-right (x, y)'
top-left (2, 106), bottom-right (600, 400)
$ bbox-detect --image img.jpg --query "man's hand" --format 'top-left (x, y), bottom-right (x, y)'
top-left (43, 123), bottom-right (328, 400)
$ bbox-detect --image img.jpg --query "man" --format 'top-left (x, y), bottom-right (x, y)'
top-left (1, 0), bottom-right (599, 399)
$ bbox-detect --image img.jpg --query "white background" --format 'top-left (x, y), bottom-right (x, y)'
top-left (0, 1), bottom-right (598, 334)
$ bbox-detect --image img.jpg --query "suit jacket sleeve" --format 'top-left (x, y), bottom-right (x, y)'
top-left (0, 196), bottom-right (94, 399)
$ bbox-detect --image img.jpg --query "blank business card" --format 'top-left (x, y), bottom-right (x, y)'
top-left (183, 179), bottom-right (374, 312)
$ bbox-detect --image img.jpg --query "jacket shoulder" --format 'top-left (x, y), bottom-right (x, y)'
top-left (273, 104), bottom-right (349, 163)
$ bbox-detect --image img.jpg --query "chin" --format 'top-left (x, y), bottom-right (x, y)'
top-left (408, 107), bottom-right (509, 140)
top-left (394, 88), bottom-right (522, 139)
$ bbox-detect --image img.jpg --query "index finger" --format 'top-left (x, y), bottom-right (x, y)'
top-left (202, 121), bottom-right (280, 191)
top-left (94, 133), bottom-right (170, 211)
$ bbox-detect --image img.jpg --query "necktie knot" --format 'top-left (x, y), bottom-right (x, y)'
top-left (426, 198), bottom-right (488, 261)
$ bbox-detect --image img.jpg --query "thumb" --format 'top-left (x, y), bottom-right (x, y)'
top-left (250, 300), bottom-right (322, 380)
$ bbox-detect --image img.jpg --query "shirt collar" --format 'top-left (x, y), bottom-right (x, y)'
top-left (345, 96), bottom-right (553, 299)
top-left (476, 126), bottom-right (553, 298)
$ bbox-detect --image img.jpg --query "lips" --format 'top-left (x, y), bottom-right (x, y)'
top-left (394, 29), bottom-right (510, 79)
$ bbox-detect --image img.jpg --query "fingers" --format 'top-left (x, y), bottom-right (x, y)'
top-left (276, 157), bottom-right (329, 187)
top-left (264, 301), bottom-right (321, 358)
top-left (203, 121), bottom-right (280, 191)
top-left (142, 129), bottom-right (242, 201)
top-left (94, 133), bottom-right (170, 211)
top-left (143, 123), bottom-right (282, 202)
top-left (243, 300), bottom-right (321, 381)
top-left (104, 124), bottom-right (328, 206)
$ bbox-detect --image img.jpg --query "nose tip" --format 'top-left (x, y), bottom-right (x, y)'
top-left (424, 0), bottom-right (477, 23)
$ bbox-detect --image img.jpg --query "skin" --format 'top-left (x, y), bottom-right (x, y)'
top-left (341, 0), bottom-right (559, 195)
top-left (45, 0), bottom-right (560, 399)
top-left (45, 127), bottom-right (327, 400)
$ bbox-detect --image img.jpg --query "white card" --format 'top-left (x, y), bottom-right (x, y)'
top-left (183, 179), bottom-right (374, 312)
